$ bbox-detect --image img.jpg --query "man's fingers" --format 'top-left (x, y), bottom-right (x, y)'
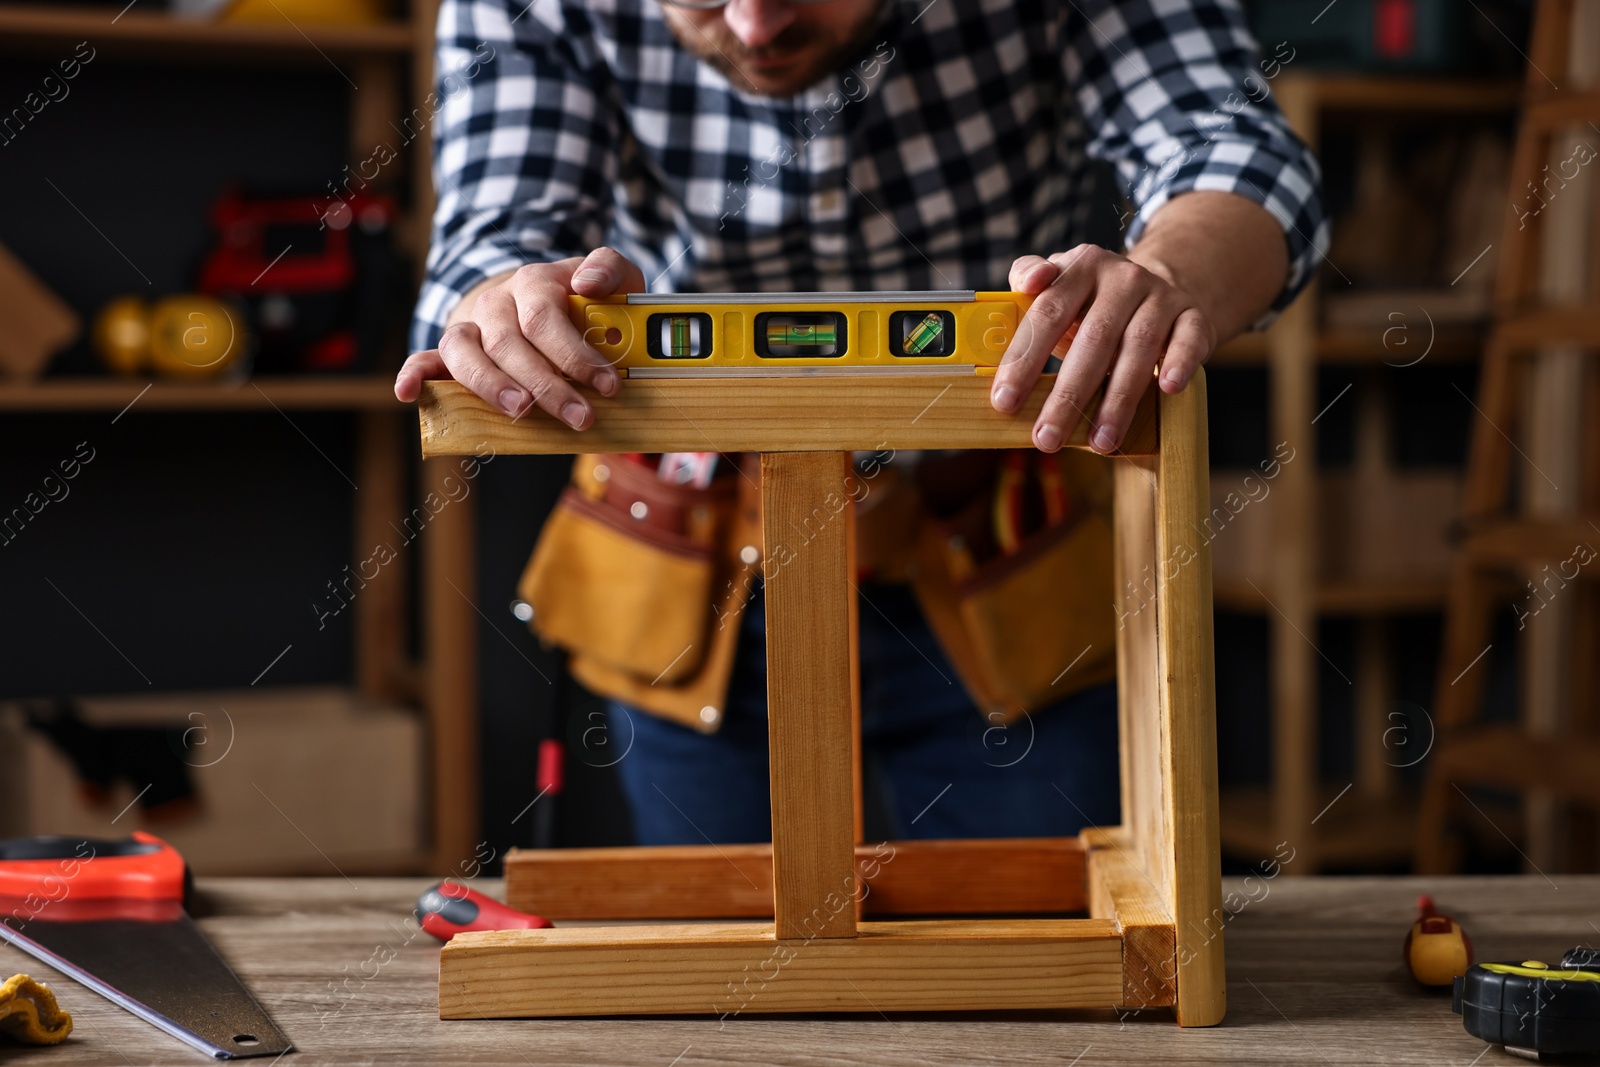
top-left (570, 246), bottom-right (648, 297)
top-left (1033, 265), bottom-right (1148, 451)
top-left (1158, 307), bottom-right (1214, 393)
top-left (1007, 254), bottom-right (1058, 293)
top-left (509, 278), bottom-right (622, 395)
top-left (1088, 296), bottom-right (1175, 454)
top-left (991, 255), bottom-right (1097, 415)
top-left (439, 319), bottom-right (591, 429)
top-left (394, 349), bottom-right (449, 402)
top-left (473, 287), bottom-right (601, 422)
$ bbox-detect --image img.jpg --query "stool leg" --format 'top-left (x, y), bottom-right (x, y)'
top-left (761, 451), bottom-right (860, 940)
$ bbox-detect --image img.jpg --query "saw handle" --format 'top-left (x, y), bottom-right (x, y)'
top-left (415, 881), bottom-right (552, 941)
top-left (0, 832), bottom-right (185, 903)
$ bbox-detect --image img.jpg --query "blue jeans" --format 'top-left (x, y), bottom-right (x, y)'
top-left (607, 581), bottom-right (1119, 845)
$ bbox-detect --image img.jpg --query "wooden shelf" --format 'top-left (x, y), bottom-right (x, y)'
top-left (0, 376), bottom-right (405, 411)
top-left (1220, 784), bottom-right (1416, 869)
top-left (1286, 72), bottom-right (1523, 114)
top-left (1213, 576), bottom-right (1449, 614)
top-left (0, 4), bottom-right (414, 60)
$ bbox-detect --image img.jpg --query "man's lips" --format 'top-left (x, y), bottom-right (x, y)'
top-left (743, 51), bottom-right (805, 70)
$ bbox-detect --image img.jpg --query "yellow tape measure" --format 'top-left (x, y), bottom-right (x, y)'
top-left (568, 291), bottom-right (1036, 378)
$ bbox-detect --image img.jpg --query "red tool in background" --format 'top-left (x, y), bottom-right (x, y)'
top-left (0, 832), bottom-right (292, 1059)
top-left (196, 185), bottom-right (399, 374)
top-left (414, 882), bottom-right (551, 942)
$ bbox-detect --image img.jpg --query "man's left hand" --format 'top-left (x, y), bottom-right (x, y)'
top-left (990, 245), bottom-right (1216, 455)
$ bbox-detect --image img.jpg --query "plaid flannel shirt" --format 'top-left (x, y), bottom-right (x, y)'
top-left (410, 0), bottom-right (1327, 352)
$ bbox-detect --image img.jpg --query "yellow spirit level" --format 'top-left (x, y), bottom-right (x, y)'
top-left (568, 291), bottom-right (1035, 378)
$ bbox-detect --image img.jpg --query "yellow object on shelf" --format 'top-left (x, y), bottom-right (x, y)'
top-left (92, 295), bottom-right (243, 380)
top-left (0, 974), bottom-right (73, 1046)
top-left (147, 296), bottom-right (241, 380)
top-left (223, 0), bottom-right (388, 25)
top-left (91, 295), bottom-right (150, 375)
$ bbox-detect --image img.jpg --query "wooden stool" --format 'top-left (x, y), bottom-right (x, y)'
top-left (417, 372), bottom-right (1224, 1025)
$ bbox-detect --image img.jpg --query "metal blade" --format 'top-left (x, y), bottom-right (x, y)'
top-left (1, 910), bottom-right (292, 1059)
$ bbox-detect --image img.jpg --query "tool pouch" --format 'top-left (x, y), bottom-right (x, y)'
top-left (909, 451), bottom-right (1118, 721)
top-left (518, 455), bottom-right (759, 732)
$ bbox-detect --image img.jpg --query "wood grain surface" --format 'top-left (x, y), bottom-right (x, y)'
top-left (438, 919), bottom-right (1123, 1018)
top-left (1152, 372), bottom-right (1227, 1026)
top-left (502, 837), bottom-right (1089, 919)
top-left (760, 452), bottom-right (859, 939)
top-left (4, 875), bottom-right (1589, 1065)
top-left (1086, 836), bottom-right (1178, 1009)
top-left (416, 377), bottom-right (1159, 457)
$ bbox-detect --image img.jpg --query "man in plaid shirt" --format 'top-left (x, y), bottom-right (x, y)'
top-left (398, 0), bottom-right (1325, 844)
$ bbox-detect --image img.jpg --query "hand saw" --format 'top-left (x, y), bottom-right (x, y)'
top-left (0, 832), bottom-right (292, 1059)
top-left (569, 290), bottom-right (1058, 378)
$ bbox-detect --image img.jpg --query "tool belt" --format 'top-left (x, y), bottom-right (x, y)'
top-left (518, 451), bottom-right (1118, 733)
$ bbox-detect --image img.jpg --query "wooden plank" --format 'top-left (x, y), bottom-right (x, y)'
top-left (1110, 458), bottom-right (1168, 905)
top-left (858, 837), bottom-right (1084, 916)
top-left (1275, 72), bottom-right (1521, 113)
top-left (1270, 291), bottom-right (1319, 873)
top-left (350, 56), bottom-right (402, 174)
top-left (761, 452), bottom-right (857, 939)
top-left (416, 377), bottom-right (1158, 457)
top-left (1086, 839), bottom-right (1177, 1008)
top-left (1221, 785), bottom-right (1414, 868)
top-left (0, 4), bottom-right (414, 57)
top-left (1421, 725), bottom-right (1600, 808)
top-left (1354, 619), bottom-right (1395, 802)
top-left (0, 377), bottom-right (405, 411)
top-left (353, 411), bottom-right (409, 704)
top-left (407, 0), bottom-right (442, 273)
top-left (438, 919), bottom-right (1123, 1018)
top-left (503, 838), bottom-right (1088, 920)
top-left (421, 457), bottom-right (478, 875)
top-left (1152, 371), bottom-right (1226, 1026)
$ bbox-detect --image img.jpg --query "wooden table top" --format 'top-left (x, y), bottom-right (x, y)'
top-left (2, 875), bottom-right (1592, 1065)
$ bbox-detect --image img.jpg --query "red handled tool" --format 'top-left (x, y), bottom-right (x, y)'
top-left (415, 882), bottom-right (552, 942)
top-left (0, 832), bottom-right (291, 1059)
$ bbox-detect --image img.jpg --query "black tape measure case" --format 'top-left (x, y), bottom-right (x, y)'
top-left (1454, 947), bottom-right (1600, 1057)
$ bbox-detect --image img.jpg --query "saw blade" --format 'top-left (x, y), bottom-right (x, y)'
top-left (1, 904), bottom-right (293, 1059)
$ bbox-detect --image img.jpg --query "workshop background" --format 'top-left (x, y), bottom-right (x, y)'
top-left (1, 0), bottom-right (1593, 880)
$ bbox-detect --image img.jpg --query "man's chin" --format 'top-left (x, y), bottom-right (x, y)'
top-left (722, 56), bottom-right (832, 98)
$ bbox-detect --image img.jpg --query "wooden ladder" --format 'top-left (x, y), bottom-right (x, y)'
top-left (1416, 0), bottom-right (1600, 873)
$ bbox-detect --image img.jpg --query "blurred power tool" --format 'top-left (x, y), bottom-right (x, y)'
top-left (197, 186), bottom-right (399, 374)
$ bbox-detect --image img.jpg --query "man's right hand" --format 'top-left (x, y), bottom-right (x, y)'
top-left (394, 247), bottom-right (645, 429)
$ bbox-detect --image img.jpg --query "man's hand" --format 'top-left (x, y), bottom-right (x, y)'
top-left (990, 246), bottom-right (1215, 455)
top-left (990, 190), bottom-right (1290, 455)
top-left (394, 247), bottom-right (645, 429)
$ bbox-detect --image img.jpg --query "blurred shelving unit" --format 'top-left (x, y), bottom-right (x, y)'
top-left (0, 2), bottom-right (474, 877)
top-left (0, 4), bottom-right (415, 55)
top-left (1209, 72), bottom-right (1521, 873)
